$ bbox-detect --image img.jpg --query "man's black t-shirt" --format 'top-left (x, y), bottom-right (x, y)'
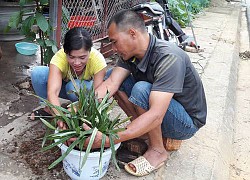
top-left (117, 34), bottom-right (207, 128)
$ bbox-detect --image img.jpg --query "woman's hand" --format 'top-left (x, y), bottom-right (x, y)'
top-left (57, 120), bottom-right (77, 146)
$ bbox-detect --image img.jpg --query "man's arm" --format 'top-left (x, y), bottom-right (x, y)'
top-left (86, 90), bottom-right (174, 148)
top-left (116, 91), bottom-right (174, 143)
top-left (95, 66), bottom-right (130, 99)
top-left (93, 68), bottom-right (106, 89)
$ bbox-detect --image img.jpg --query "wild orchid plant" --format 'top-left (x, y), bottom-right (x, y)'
top-left (37, 73), bottom-right (130, 174)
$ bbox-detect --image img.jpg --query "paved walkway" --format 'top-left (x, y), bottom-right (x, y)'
top-left (104, 2), bottom-right (243, 179)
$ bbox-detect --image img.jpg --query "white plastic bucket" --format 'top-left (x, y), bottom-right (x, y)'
top-left (58, 142), bottom-right (120, 180)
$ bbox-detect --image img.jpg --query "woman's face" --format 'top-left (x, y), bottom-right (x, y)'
top-left (67, 48), bottom-right (90, 73)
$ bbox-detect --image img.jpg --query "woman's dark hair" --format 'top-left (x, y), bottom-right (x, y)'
top-left (63, 27), bottom-right (93, 54)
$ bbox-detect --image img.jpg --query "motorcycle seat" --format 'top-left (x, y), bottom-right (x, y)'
top-left (132, 2), bottom-right (164, 15)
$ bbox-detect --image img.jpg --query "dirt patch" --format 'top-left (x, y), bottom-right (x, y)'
top-left (0, 77), bottom-right (39, 127)
top-left (10, 77), bottom-right (39, 113)
top-left (14, 76), bottom-right (35, 92)
top-left (2, 122), bottom-right (69, 179)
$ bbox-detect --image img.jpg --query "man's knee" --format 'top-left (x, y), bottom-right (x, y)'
top-left (131, 81), bottom-right (151, 99)
top-left (129, 81), bottom-right (152, 110)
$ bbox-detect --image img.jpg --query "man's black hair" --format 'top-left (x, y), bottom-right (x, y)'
top-left (63, 27), bottom-right (93, 55)
top-left (107, 9), bottom-right (146, 32)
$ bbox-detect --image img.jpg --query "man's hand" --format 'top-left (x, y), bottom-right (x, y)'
top-left (82, 123), bottom-right (110, 149)
top-left (57, 120), bottom-right (67, 130)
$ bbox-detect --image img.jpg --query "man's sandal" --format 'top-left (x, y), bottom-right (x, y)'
top-left (124, 156), bottom-right (165, 177)
top-left (116, 138), bottom-right (148, 168)
top-left (28, 108), bottom-right (52, 121)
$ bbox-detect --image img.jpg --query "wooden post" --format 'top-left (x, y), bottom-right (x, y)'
top-left (56, 0), bottom-right (63, 48)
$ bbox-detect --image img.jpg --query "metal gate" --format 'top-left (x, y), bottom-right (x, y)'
top-left (58, 0), bottom-right (148, 57)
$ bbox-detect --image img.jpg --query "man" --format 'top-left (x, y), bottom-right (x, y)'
top-left (85, 9), bottom-right (207, 177)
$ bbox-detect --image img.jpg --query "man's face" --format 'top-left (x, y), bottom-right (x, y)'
top-left (108, 23), bottom-right (134, 60)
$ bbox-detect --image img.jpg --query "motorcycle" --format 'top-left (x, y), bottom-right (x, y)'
top-left (132, 0), bottom-right (190, 48)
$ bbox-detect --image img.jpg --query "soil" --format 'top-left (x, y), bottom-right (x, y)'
top-left (2, 121), bottom-right (69, 179)
top-left (0, 77), bottom-right (39, 127)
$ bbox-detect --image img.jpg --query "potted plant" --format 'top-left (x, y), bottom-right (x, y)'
top-left (4, 0), bottom-right (58, 65)
top-left (37, 74), bottom-right (130, 179)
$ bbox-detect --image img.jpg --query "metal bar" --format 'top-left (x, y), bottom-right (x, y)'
top-left (183, 0), bottom-right (199, 49)
top-left (49, 0), bottom-right (57, 43)
top-left (56, 0), bottom-right (63, 48)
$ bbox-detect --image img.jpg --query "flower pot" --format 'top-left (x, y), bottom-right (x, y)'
top-left (57, 142), bottom-right (121, 180)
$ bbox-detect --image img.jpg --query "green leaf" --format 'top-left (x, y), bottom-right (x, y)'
top-left (33, 95), bottom-right (72, 129)
top-left (48, 137), bottom-right (81, 169)
top-left (42, 135), bottom-right (75, 151)
top-left (40, 0), bottom-right (49, 5)
top-left (36, 12), bottom-right (48, 32)
top-left (44, 47), bottom-right (54, 65)
top-left (97, 92), bottom-right (110, 111)
top-left (50, 131), bottom-right (76, 138)
top-left (6, 11), bottom-right (22, 30)
top-left (45, 39), bottom-right (54, 46)
top-left (36, 39), bottom-right (46, 47)
top-left (109, 135), bottom-right (120, 170)
top-left (68, 72), bottom-right (80, 95)
top-left (42, 128), bottom-right (51, 148)
top-left (98, 134), bottom-right (106, 175)
top-left (21, 16), bottom-right (35, 34)
top-left (80, 128), bottom-right (98, 169)
top-left (40, 118), bottom-right (56, 130)
top-left (52, 44), bottom-right (58, 53)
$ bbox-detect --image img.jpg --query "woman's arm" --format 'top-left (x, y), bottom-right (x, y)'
top-left (47, 64), bottom-right (63, 111)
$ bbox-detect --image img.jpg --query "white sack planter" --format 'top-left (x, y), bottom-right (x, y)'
top-left (57, 142), bottom-right (121, 180)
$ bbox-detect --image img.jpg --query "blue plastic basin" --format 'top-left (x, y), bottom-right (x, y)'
top-left (15, 42), bottom-right (39, 56)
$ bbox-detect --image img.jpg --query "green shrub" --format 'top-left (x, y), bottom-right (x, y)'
top-left (168, 0), bottom-right (211, 27)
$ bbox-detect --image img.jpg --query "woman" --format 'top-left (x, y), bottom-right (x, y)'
top-left (29, 27), bottom-right (107, 120)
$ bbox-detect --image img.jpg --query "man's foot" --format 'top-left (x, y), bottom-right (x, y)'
top-left (28, 107), bottom-right (52, 121)
top-left (125, 147), bottom-right (168, 176)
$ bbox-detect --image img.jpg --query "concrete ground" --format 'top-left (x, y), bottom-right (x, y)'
top-left (0, 1), bottom-right (249, 179)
